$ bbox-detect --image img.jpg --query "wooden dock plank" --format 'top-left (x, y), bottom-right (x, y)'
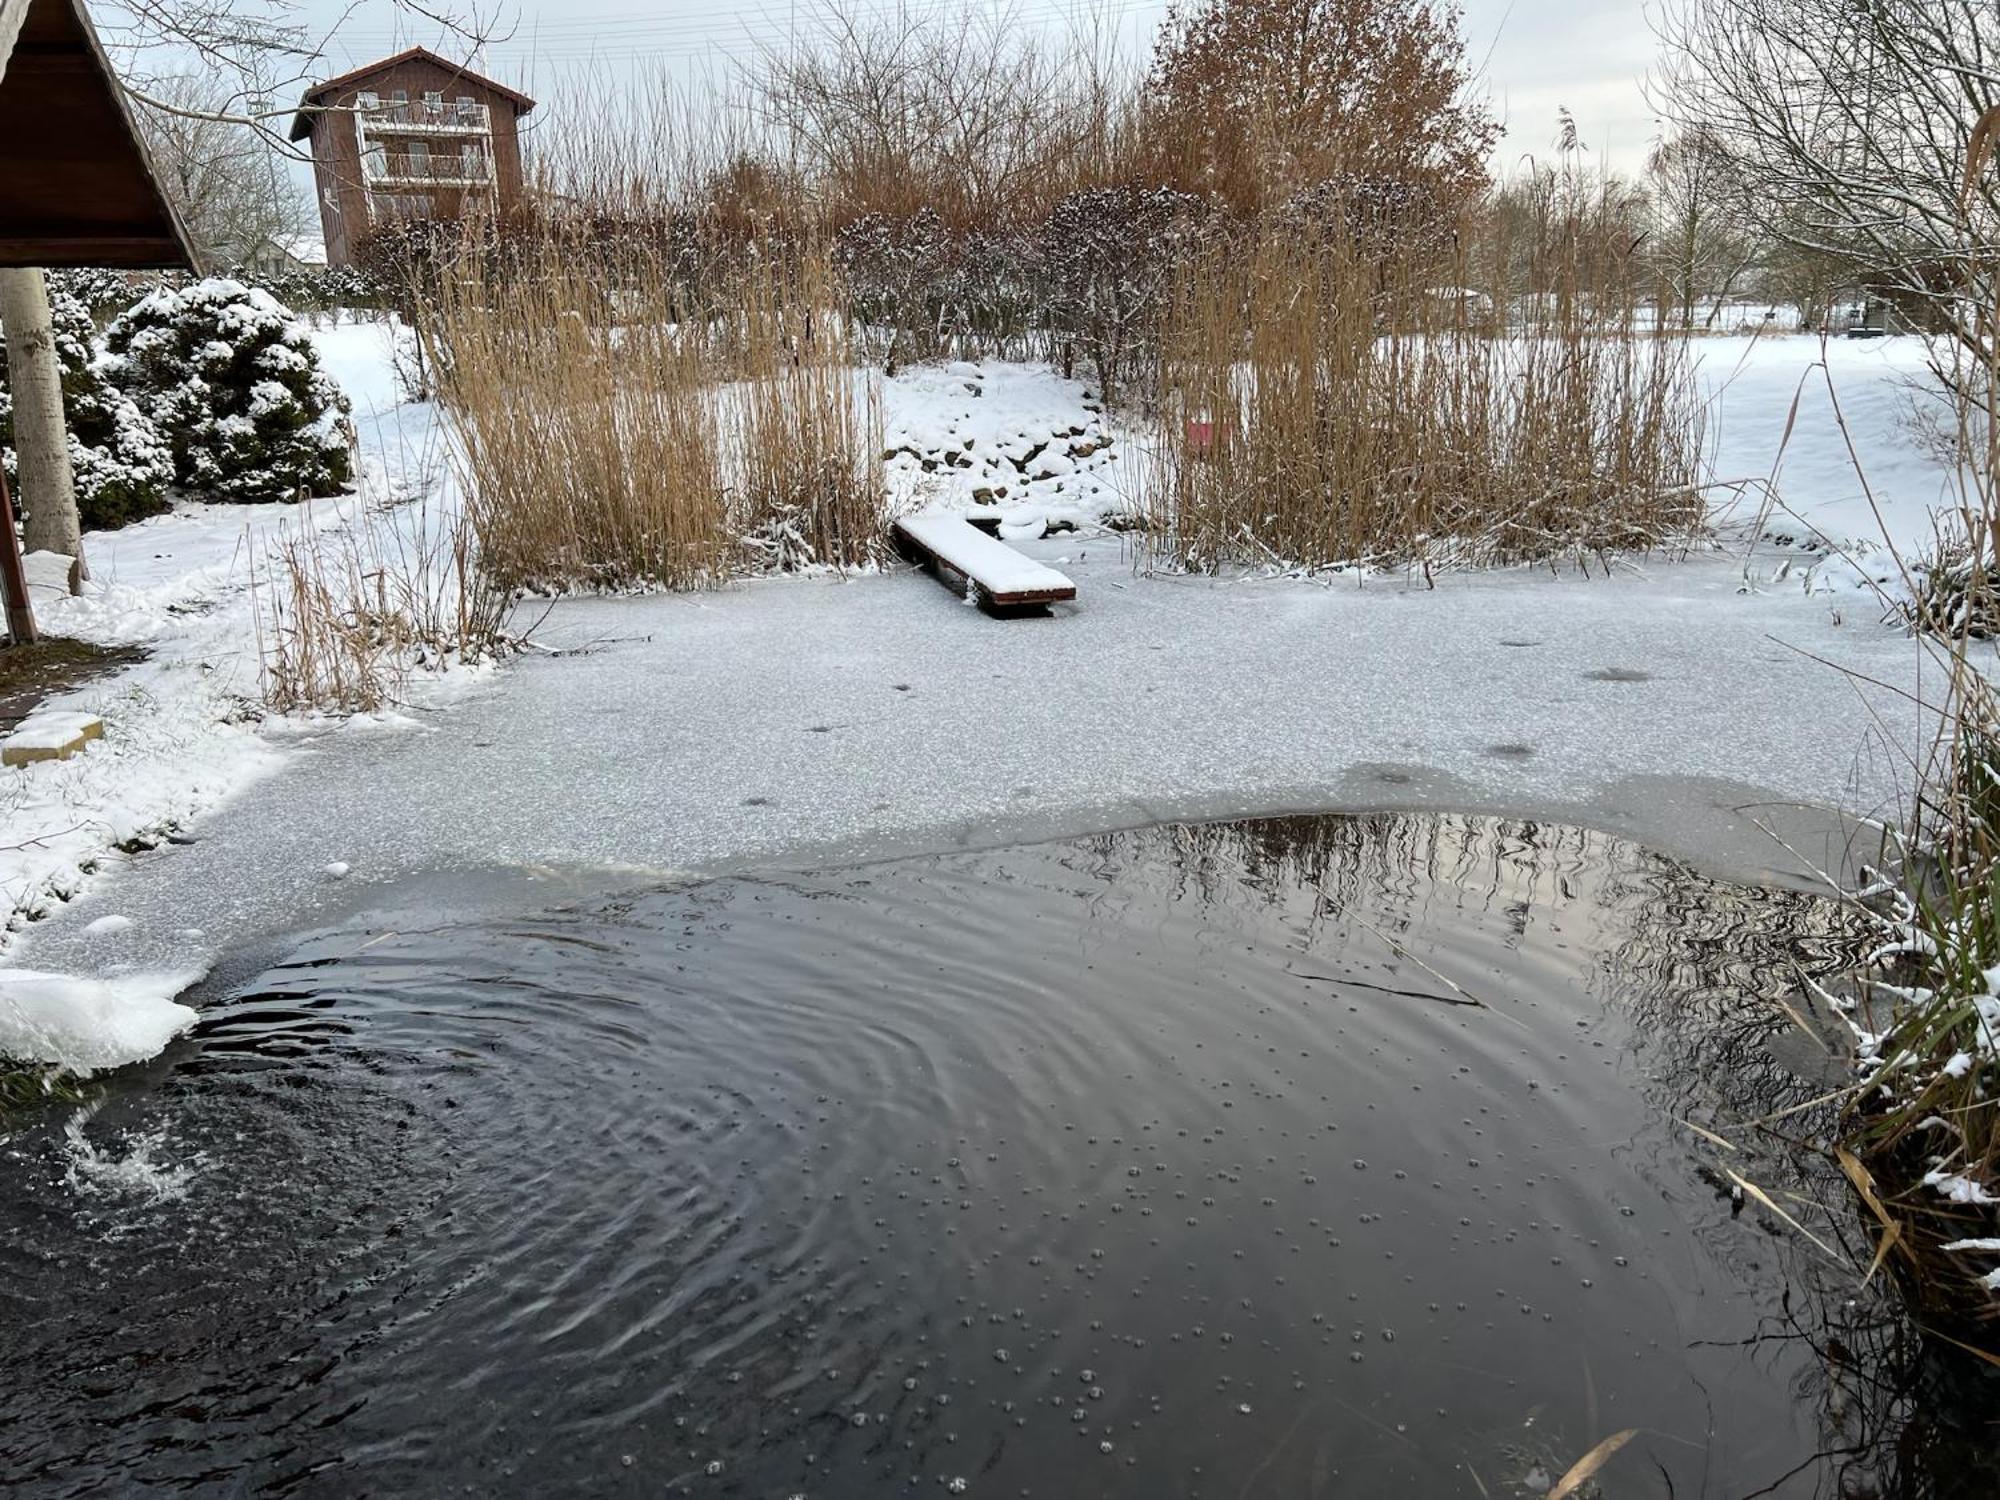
top-left (893, 513), bottom-right (1077, 612)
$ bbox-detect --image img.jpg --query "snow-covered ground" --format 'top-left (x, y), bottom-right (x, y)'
top-left (0, 319), bottom-right (435, 1064)
top-left (1699, 332), bottom-right (1965, 592)
top-left (880, 360), bottom-right (1134, 537)
top-left (0, 324), bottom-right (1974, 1071)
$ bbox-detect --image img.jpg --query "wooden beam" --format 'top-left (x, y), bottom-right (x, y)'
top-left (0, 462), bottom-right (39, 646)
top-left (0, 237), bottom-right (189, 266)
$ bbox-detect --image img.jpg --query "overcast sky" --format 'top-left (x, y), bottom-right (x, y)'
top-left (261, 0), bottom-right (1665, 174)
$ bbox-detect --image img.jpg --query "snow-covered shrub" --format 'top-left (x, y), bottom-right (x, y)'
top-left (48, 266), bottom-right (158, 320)
top-left (102, 279), bottom-right (353, 505)
top-left (949, 228), bottom-right (1044, 351)
top-left (240, 264), bottom-right (387, 319)
top-left (0, 281), bottom-right (174, 530)
top-left (1041, 186), bottom-right (1208, 405)
top-left (834, 209), bottom-right (954, 373)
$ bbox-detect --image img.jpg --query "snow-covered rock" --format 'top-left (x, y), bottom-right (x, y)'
top-left (879, 361), bottom-right (1134, 536)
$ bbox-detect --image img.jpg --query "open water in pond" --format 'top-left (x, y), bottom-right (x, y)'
top-left (3, 815), bottom-right (1994, 1498)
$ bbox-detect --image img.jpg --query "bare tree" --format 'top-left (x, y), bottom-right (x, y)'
top-left (1646, 127), bottom-right (1762, 328)
top-left (756, 8), bottom-right (1121, 227)
top-left (1658, 0), bottom-right (1997, 356)
top-left (0, 270), bottom-right (85, 584)
top-left (91, 0), bottom-right (498, 159)
top-left (137, 73), bottom-right (308, 267)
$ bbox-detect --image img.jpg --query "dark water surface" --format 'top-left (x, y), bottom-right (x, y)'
top-left (2, 815), bottom-right (1989, 1497)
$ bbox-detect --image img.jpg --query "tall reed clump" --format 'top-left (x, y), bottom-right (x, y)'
top-left (730, 249), bottom-right (888, 572)
top-left (1145, 220), bottom-right (1705, 576)
top-left (421, 231), bottom-right (733, 593)
top-left (1832, 265), bottom-right (2000, 1347)
top-left (422, 225), bottom-right (885, 591)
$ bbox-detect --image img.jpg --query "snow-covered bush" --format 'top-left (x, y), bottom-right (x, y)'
top-left (240, 264), bottom-right (388, 318)
top-left (103, 278), bottom-right (353, 505)
top-left (1041, 186), bottom-right (1208, 405)
top-left (47, 266), bottom-right (155, 321)
top-left (835, 209), bottom-right (954, 373)
top-left (1, 281), bottom-right (174, 530)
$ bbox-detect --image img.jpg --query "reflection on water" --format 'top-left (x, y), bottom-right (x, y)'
top-left (0, 814), bottom-right (1992, 1497)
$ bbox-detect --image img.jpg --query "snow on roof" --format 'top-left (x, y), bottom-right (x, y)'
top-left (271, 232), bottom-right (327, 266)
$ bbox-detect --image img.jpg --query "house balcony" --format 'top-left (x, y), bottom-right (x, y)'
top-left (357, 99), bottom-right (491, 134)
top-left (362, 149), bottom-right (496, 188)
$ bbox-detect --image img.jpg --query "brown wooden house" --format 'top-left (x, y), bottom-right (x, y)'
top-left (289, 47), bottom-right (534, 266)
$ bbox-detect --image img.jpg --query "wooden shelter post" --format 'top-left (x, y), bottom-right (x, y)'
top-left (0, 461), bottom-right (37, 644)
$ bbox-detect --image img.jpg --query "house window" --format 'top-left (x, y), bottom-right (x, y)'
top-left (390, 89), bottom-right (408, 104)
top-left (408, 139), bottom-right (431, 176)
top-left (356, 89), bottom-right (379, 110)
top-left (461, 142), bottom-right (482, 176)
top-left (423, 90), bottom-right (443, 108)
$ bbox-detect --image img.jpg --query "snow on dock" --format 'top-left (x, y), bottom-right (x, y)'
top-left (893, 512), bottom-right (1077, 612)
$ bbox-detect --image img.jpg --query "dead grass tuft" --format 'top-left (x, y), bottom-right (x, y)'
top-left (255, 496), bottom-right (509, 715)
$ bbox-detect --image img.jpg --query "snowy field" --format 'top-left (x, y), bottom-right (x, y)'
top-left (0, 322), bottom-right (1974, 1069)
top-left (1699, 332), bottom-right (1964, 589)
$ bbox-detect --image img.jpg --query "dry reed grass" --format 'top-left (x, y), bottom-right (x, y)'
top-left (421, 236), bottom-right (732, 593)
top-left (1145, 221), bottom-right (1706, 575)
top-left (421, 230), bottom-right (886, 592)
top-left (255, 494), bottom-right (509, 715)
top-left (1810, 134), bottom-right (2000, 1351)
top-left (731, 252), bottom-right (887, 571)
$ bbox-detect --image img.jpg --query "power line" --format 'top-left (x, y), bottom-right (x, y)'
top-left (329, 0), bottom-right (1162, 61)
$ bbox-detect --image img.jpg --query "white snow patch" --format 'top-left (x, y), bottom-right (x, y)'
top-left (1923, 1169), bottom-right (2000, 1206)
top-left (880, 360), bottom-right (1134, 533)
top-left (82, 914), bottom-right (132, 936)
top-left (0, 967), bottom-right (203, 1071)
top-left (1703, 334), bottom-right (1966, 598)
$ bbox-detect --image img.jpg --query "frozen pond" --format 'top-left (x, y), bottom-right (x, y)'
top-left (2, 814), bottom-right (1991, 1496)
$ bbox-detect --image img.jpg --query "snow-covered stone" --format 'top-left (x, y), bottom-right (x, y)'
top-left (2, 711), bottom-right (104, 766)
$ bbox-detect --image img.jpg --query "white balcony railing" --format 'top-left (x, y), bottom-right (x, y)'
top-left (361, 148), bottom-right (496, 188)
top-left (357, 99), bottom-right (491, 134)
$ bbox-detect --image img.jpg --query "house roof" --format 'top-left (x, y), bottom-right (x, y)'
top-left (288, 46), bottom-right (536, 141)
top-left (264, 231), bottom-right (328, 266)
top-left (0, 0), bottom-right (197, 268)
